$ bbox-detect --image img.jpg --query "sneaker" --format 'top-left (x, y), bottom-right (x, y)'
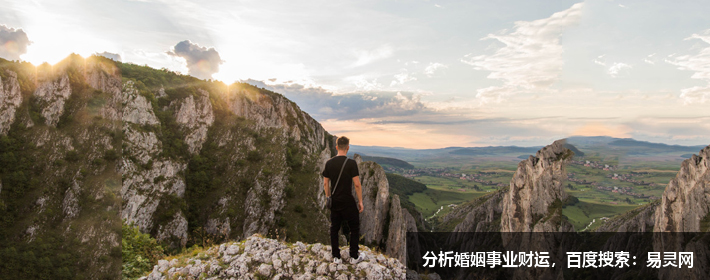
top-left (350, 252), bottom-right (366, 265)
top-left (333, 257), bottom-right (342, 264)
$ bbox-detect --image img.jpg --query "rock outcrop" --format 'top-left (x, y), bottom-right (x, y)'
top-left (654, 145), bottom-right (710, 232)
top-left (140, 235), bottom-right (407, 280)
top-left (174, 89), bottom-right (214, 154)
top-left (355, 156), bottom-right (392, 246)
top-left (0, 70), bottom-right (22, 135)
top-left (32, 74), bottom-right (72, 126)
top-left (0, 56), bottom-right (123, 279)
top-left (501, 139), bottom-right (574, 233)
top-left (594, 201), bottom-right (658, 232)
top-left (653, 145), bottom-right (710, 280)
top-left (122, 80), bottom-right (159, 125)
top-left (351, 154), bottom-right (419, 264)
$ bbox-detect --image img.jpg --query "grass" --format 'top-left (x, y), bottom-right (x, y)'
top-left (409, 188), bottom-right (486, 217)
top-left (562, 200), bottom-right (638, 231)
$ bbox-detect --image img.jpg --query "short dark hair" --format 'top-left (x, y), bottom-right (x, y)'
top-left (337, 136), bottom-right (350, 149)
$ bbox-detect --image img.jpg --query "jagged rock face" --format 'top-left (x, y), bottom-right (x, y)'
top-left (595, 201), bottom-right (657, 232)
top-left (174, 89), bottom-right (214, 154)
top-left (33, 74), bottom-right (72, 126)
top-left (355, 156), bottom-right (391, 246)
top-left (0, 70), bottom-right (22, 135)
top-left (122, 80), bottom-right (159, 126)
top-left (385, 195), bottom-right (406, 264)
top-left (84, 62), bottom-right (122, 96)
top-left (501, 139), bottom-right (573, 233)
top-left (139, 235), bottom-right (406, 280)
top-left (652, 145), bottom-right (710, 280)
top-left (0, 58), bottom-right (123, 279)
top-left (227, 87), bottom-right (329, 155)
top-left (654, 145), bottom-right (710, 232)
top-left (447, 189), bottom-right (506, 233)
top-left (120, 79), bottom-right (189, 247)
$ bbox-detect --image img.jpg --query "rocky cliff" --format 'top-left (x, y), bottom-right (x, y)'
top-left (0, 70), bottom-right (22, 135)
top-left (436, 140), bottom-right (575, 280)
top-left (501, 139), bottom-right (575, 233)
top-left (139, 234), bottom-right (407, 280)
top-left (0, 55), bottom-right (122, 279)
top-left (351, 154), bottom-right (418, 265)
top-left (653, 145), bottom-right (710, 280)
top-left (119, 62), bottom-right (337, 251)
top-left (654, 145), bottom-right (710, 232)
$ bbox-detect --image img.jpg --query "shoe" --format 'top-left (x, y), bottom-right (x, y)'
top-left (333, 257), bottom-right (342, 264)
top-left (350, 252), bottom-right (366, 265)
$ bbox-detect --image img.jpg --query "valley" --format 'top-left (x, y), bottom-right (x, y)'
top-left (354, 136), bottom-right (699, 232)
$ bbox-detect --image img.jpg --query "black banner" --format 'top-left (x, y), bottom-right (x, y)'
top-left (406, 232), bottom-right (710, 280)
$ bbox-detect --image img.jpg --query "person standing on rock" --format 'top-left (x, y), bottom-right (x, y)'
top-left (322, 136), bottom-right (365, 264)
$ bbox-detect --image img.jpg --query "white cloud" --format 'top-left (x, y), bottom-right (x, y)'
top-left (346, 75), bottom-right (384, 91)
top-left (434, 4), bottom-right (442, 8)
top-left (666, 30), bottom-right (710, 104)
top-left (352, 45), bottom-right (393, 67)
top-left (424, 62), bottom-right (447, 77)
top-left (643, 53), bottom-right (656, 65)
top-left (593, 54), bottom-right (606, 66)
top-left (390, 70), bottom-right (417, 86)
top-left (608, 62), bottom-right (632, 78)
top-left (461, 2), bottom-right (584, 102)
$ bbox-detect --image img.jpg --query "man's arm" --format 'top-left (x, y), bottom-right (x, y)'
top-left (323, 177), bottom-right (330, 197)
top-left (353, 176), bottom-right (363, 213)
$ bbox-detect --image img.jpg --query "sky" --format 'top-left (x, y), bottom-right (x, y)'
top-left (1, 0), bottom-right (709, 149)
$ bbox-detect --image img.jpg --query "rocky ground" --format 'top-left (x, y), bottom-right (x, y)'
top-left (138, 235), bottom-right (422, 280)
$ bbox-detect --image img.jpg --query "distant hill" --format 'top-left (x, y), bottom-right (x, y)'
top-left (361, 155), bottom-right (414, 169)
top-left (516, 143), bottom-right (583, 159)
top-left (449, 146), bottom-right (541, 156)
top-left (608, 138), bottom-right (705, 152)
top-left (564, 143), bottom-right (585, 157)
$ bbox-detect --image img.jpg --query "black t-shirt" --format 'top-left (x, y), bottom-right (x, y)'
top-left (321, 156), bottom-right (359, 211)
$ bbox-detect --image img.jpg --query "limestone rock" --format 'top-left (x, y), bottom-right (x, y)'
top-left (0, 70), bottom-right (22, 135)
top-left (501, 139), bottom-right (574, 233)
top-left (33, 74), bottom-right (72, 126)
top-left (654, 145), bottom-right (710, 232)
top-left (356, 159), bottom-right (391, 246)
top-left (385, 195), bottom-right (407, 264)
top-left (139, 235), bottom-right (406, 280)
top-left (122, 80), bottom-right (159, 125)
top-left (174, 89), bottom-right (214, 154)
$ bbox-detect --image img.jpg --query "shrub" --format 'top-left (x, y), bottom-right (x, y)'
top-left (122, 222), bottom-right (165, 280)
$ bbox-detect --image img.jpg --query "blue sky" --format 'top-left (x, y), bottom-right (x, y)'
top-left (1, 0), bottom-right (709, 148)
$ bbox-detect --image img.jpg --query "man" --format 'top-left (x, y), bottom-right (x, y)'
top-left (322, 136), bottom-right (365, 264)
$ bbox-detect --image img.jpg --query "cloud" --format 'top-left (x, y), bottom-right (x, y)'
top-left (608, 62), bottom-right (632, 78)
top-left (461, 2), bottom-right (583, 103)
top-left (95, 51), bottom-right (122, 62)
top-left (0, 25), bottom-right (31, 61)
top-left (390, 70), bottom-right (417, 86)
top-left (643, 53), bottom-right (656, 65)
top-left (167, 40), bottom-right (223, 79)
top-left (352, 45), bottom-right (393, 67)
top-left (424, 62), bottom-right (447, 77)
top-left (244, 79), bottom-right (429, 121)
top-left (666, 30), bottom-right (710, 104)
top-left (593, 55), bottom-right (606, 66)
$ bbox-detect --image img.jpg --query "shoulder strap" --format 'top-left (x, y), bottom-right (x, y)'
top-left (331, 157), bottom-right (349, 196)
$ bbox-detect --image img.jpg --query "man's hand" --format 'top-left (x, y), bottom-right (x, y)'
top-left (358, 201), bottom-right (364, 213)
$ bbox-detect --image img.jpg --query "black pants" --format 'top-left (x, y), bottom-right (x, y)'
top-left (330, 205), bottom-right (359, 259)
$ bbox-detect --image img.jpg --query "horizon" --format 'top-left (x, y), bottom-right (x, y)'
top-left (1, 0), bottom-right (709, 148)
